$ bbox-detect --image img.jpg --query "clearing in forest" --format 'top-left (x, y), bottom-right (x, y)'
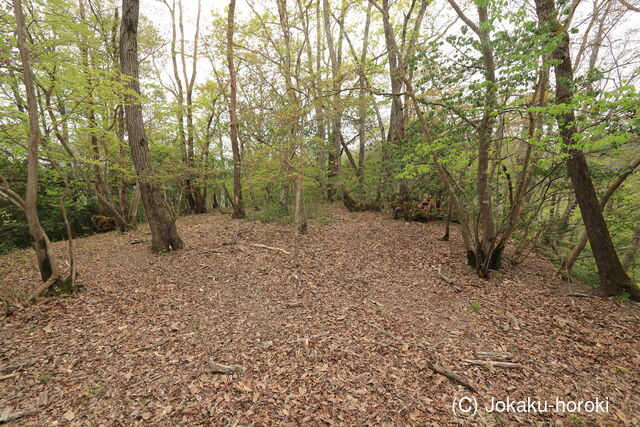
top-left (1, 208), bottom-right (638, 425)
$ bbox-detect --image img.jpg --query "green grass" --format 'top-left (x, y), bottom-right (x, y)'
top-left (38, 373), bottom-right (50, 384)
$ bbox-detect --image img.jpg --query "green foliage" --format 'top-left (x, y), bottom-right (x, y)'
top-left (38, 373), bottom-right (50, 385)
top-left (249, 204), bottom-right (294, 225)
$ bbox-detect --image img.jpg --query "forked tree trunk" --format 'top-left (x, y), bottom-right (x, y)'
top-left (535, 0), bottom-right (636, 298)
top-left (227, 0), bottom-right (245, 219)
top-left (120, 0), bottom-right (183, 253)
top-left (12, 0), bottom-right (59, 283)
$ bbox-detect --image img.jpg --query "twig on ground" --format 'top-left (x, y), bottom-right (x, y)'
top-left (368, 323), bottom-right (409, 348)
top-left (0, 373), bottom-right (17, 381)
top-left (251, 243), bottom-right (291, 255)
top-left (292, 271), bottom-right (305, 295)
top-left (137, 337), bottom-right (171, 352)
top-left (286, 301), bottom-right (303, 308)
top-left (209, 361), bottom-right (245, 374)
top-left (287, 332), bottom-right (330, 344)
top-left (425, 363), bottom-right (477, 393)
top-left (437, 264), bottom-right (454, 285)
top-left (473, 351), bottom-right (513, 361)
top-left (463, 359), bottom-right (523, 369)
top-left (1, 360), bottom-right (36, 375)
top-left (566, 292), bottom-right (597, 298)
top-left (197, 249), bottom-right (225, 255)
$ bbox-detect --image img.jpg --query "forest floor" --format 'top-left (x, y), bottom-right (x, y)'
top-left (1, 206), bottom-right (639, 426)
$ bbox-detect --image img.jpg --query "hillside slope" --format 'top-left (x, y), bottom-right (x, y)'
top-left (1, 208), bottom-right (638, 425)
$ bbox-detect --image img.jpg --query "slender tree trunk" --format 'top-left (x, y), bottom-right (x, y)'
top-left (227, 0), bottom-right (245, 219)
top-left (179, 0), bottom-right (206, 214)
top-left (623, 219), bottom-right (640, 271)
top-left (535, 0), bottom-right (635, 298)
top-left (165, 0), bottom-right (192, 213)
top-left (562, 152), bottom-right (640, 272)
top-left (120, 0), bottom-right (183, 253)
top-left (474, 4), bottom-right (499, 273)
top-left (322, 0), bottom-right (342, 201)
top-left (12, 0), bottom-right (59, 283)
top-left (357, 3), bottom-right (371, 181)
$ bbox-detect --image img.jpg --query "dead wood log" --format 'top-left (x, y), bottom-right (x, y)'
top-left (425, 363), bottom-right (477, 393)
top-left (209, 361), bottom-right (244, 374)
top-left (0, 408), bottom-right (39, 424)
top-left (473, 351), bottom-right (513, 361)
top-left (463, 359), bottom-right (522, 369)
top-left (250, 243), bottom-right (291, 255)
top-left (340, 185), bottom-right (381, 212)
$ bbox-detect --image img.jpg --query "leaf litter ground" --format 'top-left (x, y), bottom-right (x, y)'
top-left (1, 207), bottom-right (638, 426)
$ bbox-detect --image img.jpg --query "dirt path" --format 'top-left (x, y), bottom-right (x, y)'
top-left (1, 208), bottom-right (638, 425)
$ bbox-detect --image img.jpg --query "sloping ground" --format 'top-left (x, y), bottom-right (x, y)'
top-left (1, 207), bottom-right (638, 426)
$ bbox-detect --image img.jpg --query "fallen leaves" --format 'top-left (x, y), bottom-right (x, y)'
top-left (0, 208), bottom-right (638, 425)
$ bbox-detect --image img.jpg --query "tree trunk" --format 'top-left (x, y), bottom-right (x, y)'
top-left (227, 0), bottom-right (245, 219)
top-left (474, 4), bottom-right (498, 275)
top-left (562, 152), bottom-right (640, 272)
top-left (357, 3), bottom-right (372, 181)
top-left (623, 219), bottom-right (640, 272)
top-left (12, 0), bottom-right (59, 283)
top-left (165, 0), bottom-right (193, 214)
top-left (322, 0), bottom-right (342, 202)
top-left (120, 0), bottom-right (183, 253)
top-left (180, 0), bottom-right (206, 214)
top-left (535, 0), bottom-right (636, 298)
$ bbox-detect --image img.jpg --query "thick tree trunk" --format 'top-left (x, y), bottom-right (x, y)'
top-left (12, 0), bottom-right (59, 283)
top-left (535, 0), bottom-right (635, 298)
top-left (120, 0), bottom-right (183, 253)
top-left (227, 0), bottom-right (245, 219)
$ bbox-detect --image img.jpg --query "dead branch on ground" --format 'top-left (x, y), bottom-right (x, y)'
top-left (209, 361), bottom-right (245, 374)
top-left (425, 363), bottom-right (477, 393)
top-left (251, 243), bottom-right (291, 255)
